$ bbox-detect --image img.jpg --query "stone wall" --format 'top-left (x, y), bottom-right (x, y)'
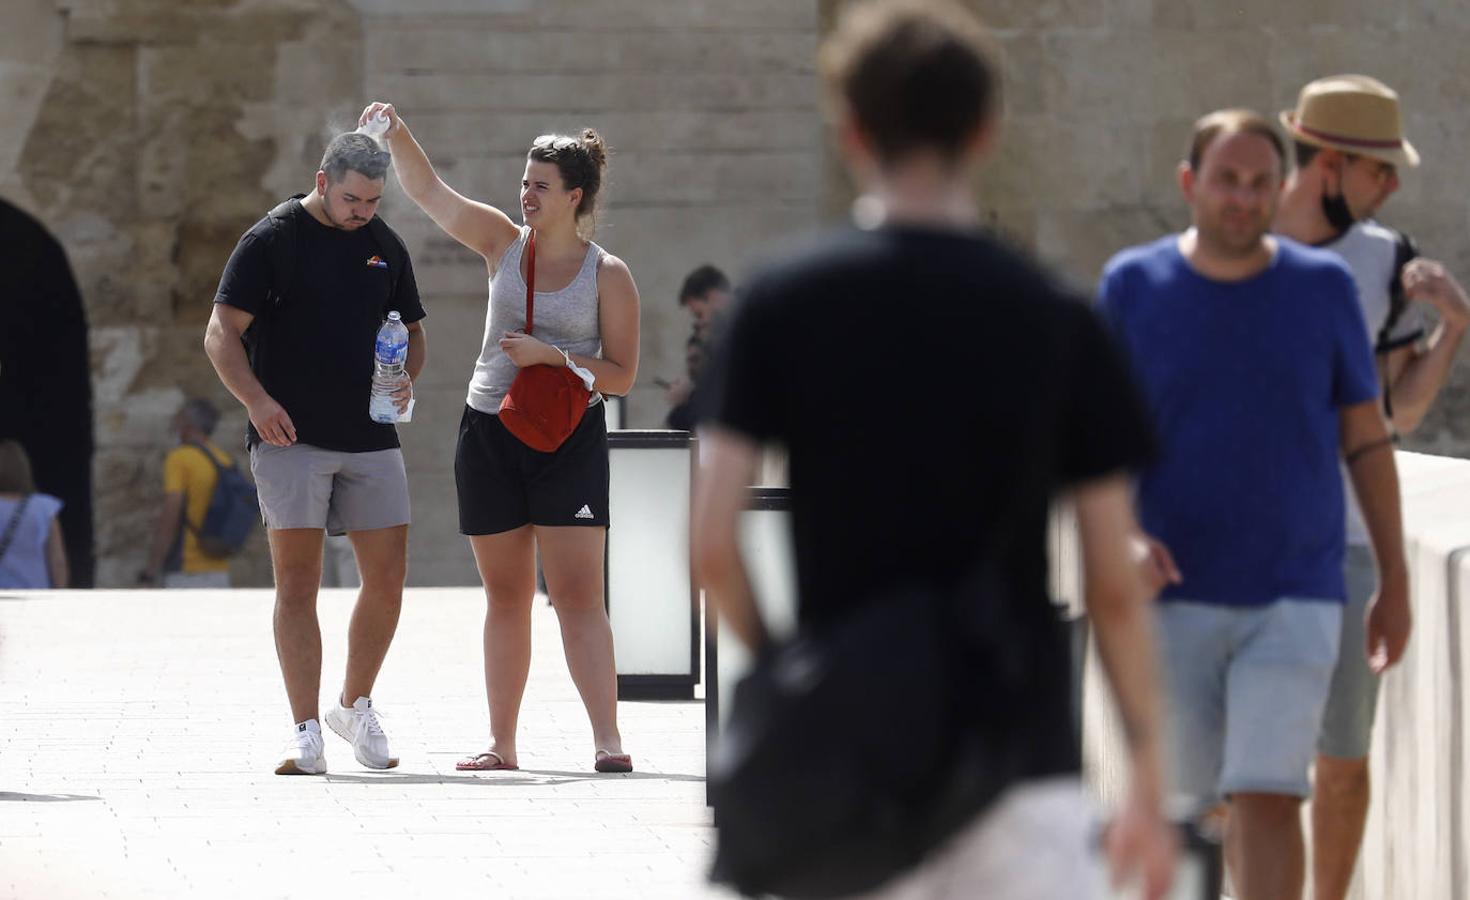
top-left (0, 0), bottom-right (823, 587)
top-left (2, 0), bottom-right (368, 587)
top-left (822, 0), bottom-right (1470, 455)
top-left (4, 1), bottom-right (1470, 586)
top-left (357, 0), bottom-right (823, 584)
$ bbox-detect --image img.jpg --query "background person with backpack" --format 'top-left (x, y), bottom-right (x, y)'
top-left (140, 398), bottom-right (242, 589)
top-left (0, 439), bottom-right (67, 589)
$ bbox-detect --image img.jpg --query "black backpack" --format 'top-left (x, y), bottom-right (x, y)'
top-left (185, 444), bottom-right (258, 558)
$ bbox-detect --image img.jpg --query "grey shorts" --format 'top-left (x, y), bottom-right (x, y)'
top-left (1317, 545), bottom-right (1382, 759)
top-left (249, 442), bottom-right (410, 535)
top-left (1157, 598), bottom-right (1341, 805)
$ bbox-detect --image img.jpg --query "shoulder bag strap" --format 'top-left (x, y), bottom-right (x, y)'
top-left (181, 443), bottom-right (227, 536)
top-left (0, 495), bottom-right (33, 563)
top-left (1378, 230), bottom-right (1420, 424)
top-left (524, 228), bottom-right (536, 335)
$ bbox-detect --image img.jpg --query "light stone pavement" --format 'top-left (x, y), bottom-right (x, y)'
top-left (0, 588), bottom-right (738, 900)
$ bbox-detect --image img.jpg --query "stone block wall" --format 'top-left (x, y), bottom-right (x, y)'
top-left (5, 0), bottom-right (1470, 586)
top-left (356, 0), bottom-right (824, 584)
top-left (2, 0), bottom-right (368, 587)
top-left (0, 0), bottom-right (823, 587)
top-left (823, 0), bottom-right (1470, 455)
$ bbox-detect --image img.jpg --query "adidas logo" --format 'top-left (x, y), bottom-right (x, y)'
top-left (574, 505), bottom-right (594, 520)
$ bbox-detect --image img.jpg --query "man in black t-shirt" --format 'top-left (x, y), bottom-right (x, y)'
top-left (692, 3), bottom-right (1175, 897)
top-left (204, 131), bottom-right (427, 776)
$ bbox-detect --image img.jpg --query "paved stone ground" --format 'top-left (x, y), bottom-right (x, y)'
top-left (0, 588), bottom-right (736, 900)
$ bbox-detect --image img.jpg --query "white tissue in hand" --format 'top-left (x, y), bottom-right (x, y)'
top-left (358, 112), bottom-right (390, 138)
top-left (567, 361), bottom-right (596, 392)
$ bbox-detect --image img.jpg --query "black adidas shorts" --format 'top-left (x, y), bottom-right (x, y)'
top-left (455, 401), bottom-right (610, 535)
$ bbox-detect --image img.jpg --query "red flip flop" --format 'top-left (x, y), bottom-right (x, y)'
top-left (456, 750), bottom-right (518, 771)
top-left (594, 749), bottom-right (633, 773)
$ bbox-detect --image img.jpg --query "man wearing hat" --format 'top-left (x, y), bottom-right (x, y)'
top-left (1275, 74), bottom-right (1469, 900)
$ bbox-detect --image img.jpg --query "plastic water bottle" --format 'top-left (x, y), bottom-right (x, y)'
top-left (369, 311), bottom-right (409, 424)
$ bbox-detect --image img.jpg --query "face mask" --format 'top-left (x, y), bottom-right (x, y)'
top-left (1321, 166), bottom-right (1356, 233)
top-left (1321, 191), bottom-right (1356, 233)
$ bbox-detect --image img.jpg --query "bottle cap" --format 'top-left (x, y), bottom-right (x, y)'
top-left (387, 310), bottom-right (401, 321)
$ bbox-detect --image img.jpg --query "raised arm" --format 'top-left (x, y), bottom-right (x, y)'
top-left (360, 102), bottom-right (521, 266)
top-left (1381, 259), bottom-right (1470, 434)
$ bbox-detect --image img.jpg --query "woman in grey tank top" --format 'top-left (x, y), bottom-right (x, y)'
top-left (361, 101), bottom-right (642, 774)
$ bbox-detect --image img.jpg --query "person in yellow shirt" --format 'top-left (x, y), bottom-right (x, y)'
top-left (140, 399), bottom-right (234, 588)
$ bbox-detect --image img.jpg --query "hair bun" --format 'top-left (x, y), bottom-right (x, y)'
top-left (581, 128), bottom-right (608, 169)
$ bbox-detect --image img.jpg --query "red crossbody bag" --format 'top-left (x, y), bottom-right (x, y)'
top-left (497, 229), bottom-right (592, 452)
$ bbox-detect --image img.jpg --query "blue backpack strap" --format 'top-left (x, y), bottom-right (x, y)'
top-left (180, 443), bottom-right (230, 536)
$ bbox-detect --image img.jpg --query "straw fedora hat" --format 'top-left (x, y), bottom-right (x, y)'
top-left (1280, 74), bottom-right (1419, 168)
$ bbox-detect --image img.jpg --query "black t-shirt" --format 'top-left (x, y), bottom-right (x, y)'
top-left (705, 224), bottom-right (1155, 776)
top-left (214, 201), bottom-right (425, 452)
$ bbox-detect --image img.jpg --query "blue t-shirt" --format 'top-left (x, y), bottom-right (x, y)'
top-left (1097, 236), bottom-right (1377, 607)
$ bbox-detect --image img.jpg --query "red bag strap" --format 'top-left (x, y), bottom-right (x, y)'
top-left (524, 228), bottom-right (536, 335)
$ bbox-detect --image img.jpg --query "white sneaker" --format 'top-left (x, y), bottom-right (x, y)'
top-left (275, 720), bottom-right (327, 775)
top-left (325, 696), bottom-right (398, 769)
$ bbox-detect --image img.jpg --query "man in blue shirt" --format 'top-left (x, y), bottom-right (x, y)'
top-left (1098, 108), bottom-right (1410, 900)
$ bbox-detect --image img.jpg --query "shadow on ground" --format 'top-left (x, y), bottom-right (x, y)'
top-left (0, 792), bottom-right (100, 802)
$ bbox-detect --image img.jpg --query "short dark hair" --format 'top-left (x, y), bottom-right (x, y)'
top-left (678, 265), bottom-right (730, 306)
top-left (819, 0), bottom-right (1002, 165)
top-left (1188, 109), bottom-right (1285, 171)
top-left (180, 398), bottom-right (220, 437)
top-left (320, 132), bottom-right (391, 184)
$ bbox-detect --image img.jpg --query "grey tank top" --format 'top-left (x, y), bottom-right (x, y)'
top-left (466, 226), bottom-right (605, 413)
